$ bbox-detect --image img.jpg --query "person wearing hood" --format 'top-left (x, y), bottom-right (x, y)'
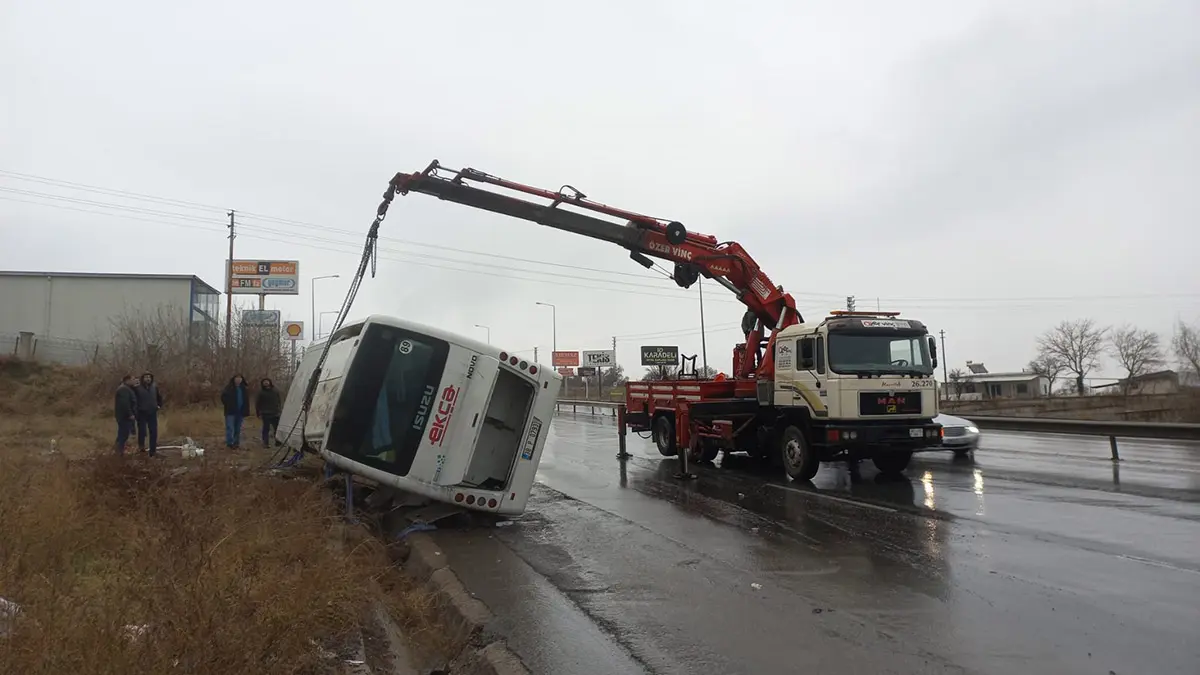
top-left (255, 377), bottom-right (283, 448)
top-left (220, 374), bottom-right (251, 449)
top-left (113, 374), bottom-right (137, 455)
top-left (134, 371), bottom-right (164, 456)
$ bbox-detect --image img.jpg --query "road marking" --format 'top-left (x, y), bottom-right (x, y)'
top-left (1118, 554), bottom-right (1200, 576)
top-left (765, 483), bottom-right (898, 513)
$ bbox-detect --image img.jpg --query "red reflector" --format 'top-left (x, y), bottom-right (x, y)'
top-left (510, 356), bottom-right (519, 366)
top-left (487, 498), bottom-right (497, 508)
top-left (510, 492), bottom-right (516, 500)
top-left (519, 360), bottom-right (528, 370)
top-left (454, 493), bottom-right (464, 503)
top-left (826, 430), bottom-right (840, 442)
top-left (466, 495), bottom-right (476, 505)
top-left (499, 352), bottom-right (508, 361)
top-left (529, 365), bottom-right (538, 374)
top-left (939, 427), bottom-right (944, 436)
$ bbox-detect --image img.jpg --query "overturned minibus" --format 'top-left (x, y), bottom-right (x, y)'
top-left (278, 315), bottom-right (562, 515)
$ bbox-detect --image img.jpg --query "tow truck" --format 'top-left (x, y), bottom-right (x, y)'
top-left (387, 161), bottom-right (943, 479)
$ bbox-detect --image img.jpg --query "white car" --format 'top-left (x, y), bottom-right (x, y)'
top-left (935, 412), bottom-right (980, 457)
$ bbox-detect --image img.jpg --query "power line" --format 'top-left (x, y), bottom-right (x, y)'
top-left (4, 173), bottom-right (1200, 310)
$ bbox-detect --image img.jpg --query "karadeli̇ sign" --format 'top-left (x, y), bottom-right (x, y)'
top-left (227, 259), bottom-right (301, 295)
top-left (640, 345), bottom-right (679, 366)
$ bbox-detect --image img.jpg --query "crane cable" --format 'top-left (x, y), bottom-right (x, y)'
top-left (269, 182), bottom-right (398, 468)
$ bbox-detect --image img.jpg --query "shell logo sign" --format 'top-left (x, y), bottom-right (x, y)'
top-left (283, 321), bottom-right (305, 341)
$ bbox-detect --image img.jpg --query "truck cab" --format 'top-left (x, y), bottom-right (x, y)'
top-left (771, 311), bottom-right (943, 478)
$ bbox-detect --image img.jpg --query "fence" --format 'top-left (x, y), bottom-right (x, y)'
top-left (3, 332), bottom-right (101, 367)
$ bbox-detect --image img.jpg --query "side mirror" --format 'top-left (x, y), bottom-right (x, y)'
top-left (928, 336), bottom-right (938, 369)
top-left (799, 338), bottom-right (815, 370)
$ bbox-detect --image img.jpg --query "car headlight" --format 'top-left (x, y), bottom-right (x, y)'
top-left (966, 425), bottom-right (979, 434)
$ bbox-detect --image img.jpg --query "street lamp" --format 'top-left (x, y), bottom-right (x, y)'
top-left (474, 324), bottom-right (491, 344)
top-left (535, 302), bottom-right (556, 353)
top-left (317, 311), bottom-right (340, 340)
top-left (311, 274), bottom-right (340, 341)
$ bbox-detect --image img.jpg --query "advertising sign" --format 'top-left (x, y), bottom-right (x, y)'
top-left (551, 351), bottom-right (580, 367)
top-left (577, 366), bottom-right (597, 377)
top-left (557, 367), bottom-right (575, 377)
top-left (242, 309), bottom-right (281, 327)
top-left (640, 345), bottom-right (680, 366)
top-left (283, 321), bottom-right (305, 341)
top-left (581, 350), bottom-right (615, 367)
top-left (227, 259), bottom-right (300, 295)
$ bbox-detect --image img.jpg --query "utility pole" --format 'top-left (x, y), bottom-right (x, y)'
top-left (939, 329), bottom-right (948, 384)
top-left (846, 295), bottom-right (856, 311)
top-left (226, 210), bottom-right (236, 350)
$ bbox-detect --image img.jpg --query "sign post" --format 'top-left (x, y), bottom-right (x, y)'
top-left (283, 321), bottom-right (305, 377)
top-left (582, 350), bottom-right (615, 402)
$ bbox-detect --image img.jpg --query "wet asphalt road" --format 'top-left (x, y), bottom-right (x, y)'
top-left (433, 413), bottom-right (1200, 675)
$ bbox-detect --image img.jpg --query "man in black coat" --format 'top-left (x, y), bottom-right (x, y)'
top-left (134, 371), bottom-right (164, 456)
top-left (220, 374), bottom-right (251, 449)
top-left (255, 377), bottom-right (284, 448)
top-left (113, 374), bottom-right (137, 455)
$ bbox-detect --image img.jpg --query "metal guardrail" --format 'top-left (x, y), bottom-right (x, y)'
top-left (966, 416), bottom-right (1200, 442)
top-left (554, 400), bottom-right (1200, 461)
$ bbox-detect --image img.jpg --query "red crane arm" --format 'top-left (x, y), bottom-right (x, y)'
top-left (389, 161), bottom-right (803, 378)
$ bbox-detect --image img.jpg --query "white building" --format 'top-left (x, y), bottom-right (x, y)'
top-left (0, 271), bottom-right (220, 364)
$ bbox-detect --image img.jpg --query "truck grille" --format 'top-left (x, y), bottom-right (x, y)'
top-left (943, 427), bottom-right (968, 438)
top-left (859, 391), bottom-right (923, 416)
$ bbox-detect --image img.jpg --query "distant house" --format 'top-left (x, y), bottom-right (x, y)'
top-left (945, 361), bottom-right (1049, 400)
top-left (1092, 370), bottom-right (1200, 395)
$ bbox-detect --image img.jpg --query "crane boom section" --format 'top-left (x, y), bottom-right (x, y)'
top-left (390, 161), bottom-right (800, 333)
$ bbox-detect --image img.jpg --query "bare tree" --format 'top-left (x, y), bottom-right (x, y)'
top-left (1109, 325), bottom-right (1163, 393)
top-left (948, 368), bottom-right (966, 400)
top-left (1027, 354), bottom-right (1065, 397)
top-left (1036, 319), bottom-right (1107, 396)
top-left (1173, 320), bottom-right (1200, 381)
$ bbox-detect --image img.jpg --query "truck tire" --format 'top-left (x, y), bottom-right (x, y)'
top-left (653, 415), bottom-right (678, 457)
top-left (873, 451), bottom-right (913, 475)
top-left (779, 425), bottom-right (819, 481)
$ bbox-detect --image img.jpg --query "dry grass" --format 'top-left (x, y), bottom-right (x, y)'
top-left (0, 361), bottom-right (457, 674)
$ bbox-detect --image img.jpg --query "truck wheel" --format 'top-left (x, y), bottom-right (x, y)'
top-left (779, 425), bottom-right (819, 481)
top-left (873, 451), bottom-right (913, 475)
top-left (653, 416), bottom-right (678, 456)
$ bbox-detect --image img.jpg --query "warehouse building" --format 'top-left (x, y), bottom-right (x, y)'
top-left (0, 271), bottom-right (221, 365)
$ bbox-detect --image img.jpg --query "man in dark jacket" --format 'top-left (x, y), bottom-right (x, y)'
top-left (134, 371), bottom-right (164, 456)
top-left (220, 374), bottom-right (251, 449)
top-left (255, 377), bottom-right (283, 448)
top-left (113, 375), bottom-right (137, 455)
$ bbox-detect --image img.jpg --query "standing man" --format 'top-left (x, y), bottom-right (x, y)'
top-left (255, 377), bottom-right (283, 448)
top-left (134, 371), bottom-right (164, 457)
top-left (221, 374), bottom-right (251, 449)
top-left (113, 374), bottom-right (137, 455)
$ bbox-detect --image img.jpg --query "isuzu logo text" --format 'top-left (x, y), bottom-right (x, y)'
top-left (428, 385), bottom-right (460, 446)
top-left (412, 384), bottom-right (437, 431)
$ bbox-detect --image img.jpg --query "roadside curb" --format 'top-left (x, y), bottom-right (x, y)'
top-left (403, 532), bottom-right (530, 675)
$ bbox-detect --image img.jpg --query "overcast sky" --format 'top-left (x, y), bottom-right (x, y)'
top-left (2, 0), bottom-right (1197, 382)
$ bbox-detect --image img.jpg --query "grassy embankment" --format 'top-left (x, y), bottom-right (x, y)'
top-left (0, 359), bottom-right (452, 674)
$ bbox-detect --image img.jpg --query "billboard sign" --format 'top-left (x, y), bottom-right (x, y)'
top-left (551, 351), bottom-right (580, 367)
top-left (242, 309), bottom-right (281, 327)
top-left (581, 350), bottom-right (615, 367)
top-left (577, 366), bottom-right (597, 377)
top-left (283, 321), bottom-right (305, 341)
top-left (640, 345), bottom-right (679, 366)
top-left (227, 259), bottom-right (300, 295)
top-left (556, 367), bottom-right (575, 377)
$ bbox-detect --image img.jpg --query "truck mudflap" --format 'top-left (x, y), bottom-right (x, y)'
top-left (814, 421), bottom-right (943, 451)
